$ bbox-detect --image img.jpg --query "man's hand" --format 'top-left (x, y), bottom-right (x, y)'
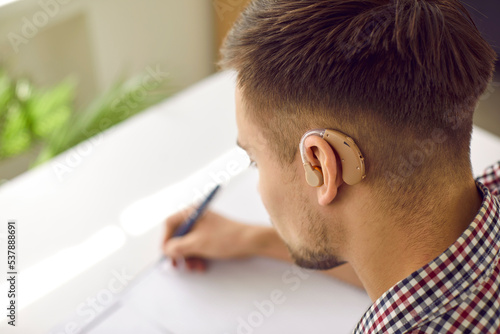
top-left (162, 208), bottom-right (265, 271)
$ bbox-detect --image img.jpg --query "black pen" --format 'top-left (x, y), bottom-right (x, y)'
top-left (159, 184), bottom-right (221, 264)
top-left (172, 184), bottom-right (221, 237)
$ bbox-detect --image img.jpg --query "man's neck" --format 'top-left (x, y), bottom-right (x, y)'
top-left (347, 178), bottom-right (483, 302)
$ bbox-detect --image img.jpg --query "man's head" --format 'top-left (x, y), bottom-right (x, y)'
top-left (222, 0), bottom-right (496, 269)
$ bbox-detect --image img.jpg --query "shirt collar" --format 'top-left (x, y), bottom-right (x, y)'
top-left (354, 181), bottom-right (500, 333)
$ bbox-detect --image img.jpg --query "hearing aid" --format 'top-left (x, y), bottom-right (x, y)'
top-left (299, 129), bottom-right (366, 186)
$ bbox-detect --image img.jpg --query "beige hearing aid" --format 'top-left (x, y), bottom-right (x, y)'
top-left (299, 129), bottom-right (366, 186)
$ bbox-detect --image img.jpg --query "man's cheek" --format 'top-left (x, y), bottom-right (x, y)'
top-left (258, 178), bottom-right (272, 213)
top-left (258, 177), bottom-right (280, 221)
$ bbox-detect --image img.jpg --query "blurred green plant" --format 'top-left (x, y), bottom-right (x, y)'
top-left (0, 69), bottom-right (170, 167)
top-left (0, 70), bottom-right (73, 160)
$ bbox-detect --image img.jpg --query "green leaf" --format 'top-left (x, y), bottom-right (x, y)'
top-left (0, 103), bottom-right (32, 159)
top-left (26, 80), bottom-right (74, 139)
top-left (0, 67), bottom-right (170, 166)
top-left (35, 71), bottom-right (170, 164)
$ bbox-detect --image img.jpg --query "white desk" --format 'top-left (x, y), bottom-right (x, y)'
top-left (0, 71), bottom-right (499, 334)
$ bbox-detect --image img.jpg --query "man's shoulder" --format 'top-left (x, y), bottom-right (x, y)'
top-left (408, 178), bottom-right (500, 334)
top-left (411, 288), bottom-right (500, 332)
top-left (353, 172), bottom-right (500, 334)
top-left (416, 269), bottom-right (500, 332)
top-left (476, 160), bottom-right (500, 197)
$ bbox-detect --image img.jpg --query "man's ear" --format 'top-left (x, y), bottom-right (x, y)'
top-left (304, 135), bottom-right (344, 206)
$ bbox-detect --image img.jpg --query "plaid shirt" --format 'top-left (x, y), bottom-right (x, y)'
top-left (354, 161), bottom-right (500, 334)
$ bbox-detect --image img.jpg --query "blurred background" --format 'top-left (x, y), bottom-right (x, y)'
top-left (0, 0), bottom-right (498, 182)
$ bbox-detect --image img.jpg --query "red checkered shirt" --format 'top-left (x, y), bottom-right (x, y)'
top-left (354, 161), bottom-right (500, 333)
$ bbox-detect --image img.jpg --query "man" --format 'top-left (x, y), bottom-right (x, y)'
top-left (163, 0), bottom-right (500, 332)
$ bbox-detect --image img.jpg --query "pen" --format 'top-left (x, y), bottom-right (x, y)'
top-left (172, 184), bottom-right (221, 237)
top-left (158, 184), bottom-right (221, 266)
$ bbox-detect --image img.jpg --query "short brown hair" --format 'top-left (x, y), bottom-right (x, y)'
top-left (220, 0), bottom-right (496, 205)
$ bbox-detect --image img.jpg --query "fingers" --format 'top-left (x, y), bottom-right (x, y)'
top-left (162, 208), bottom-right (217, 273)
top-left (171, 257), bottom-right (207, 272)
top-left (163, 233), bottom-right (200, 258)
top-left (163, 207), bottom-right (194, 244)
top-left (185, 258), bottom-right (207, 272)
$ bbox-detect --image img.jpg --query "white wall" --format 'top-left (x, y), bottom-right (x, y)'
top-left (0, 0), bottom-right (216, 106)
top-left (85, 0), bottom-right (216, 94)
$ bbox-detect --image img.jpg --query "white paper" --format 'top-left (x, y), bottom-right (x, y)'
top-left (80, 169), bottom-right (371, 334)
